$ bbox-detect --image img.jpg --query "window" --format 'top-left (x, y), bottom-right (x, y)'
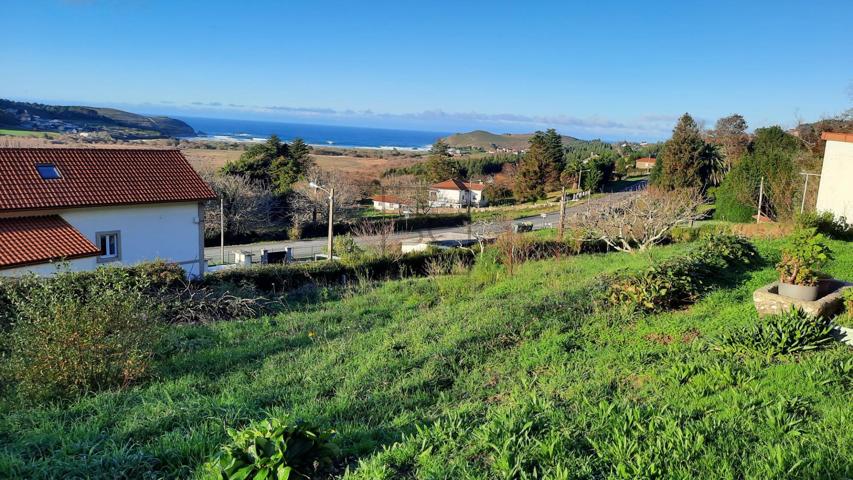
top-left (96, 231), bottom-right (121, 262)
top-left (36, 164), bottom-right (62, 180)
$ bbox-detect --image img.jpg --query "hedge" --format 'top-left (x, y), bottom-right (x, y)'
top-left (203, 248), bottom-right (475, 292)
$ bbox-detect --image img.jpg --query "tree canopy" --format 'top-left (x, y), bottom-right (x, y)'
top-left (423, 139), bottom-right (460, 183)
top-left (221, 135), bottom-right (313, 195)
top-left (651, 113), bottom-right (718, 190)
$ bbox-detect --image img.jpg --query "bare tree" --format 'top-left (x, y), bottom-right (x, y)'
top-left (351, 218), bottom-right (401, 259)
top-left (572, 188), bottom-right (706, 252)
top-left (290, 166), bottom-right (361, 228)
top-left (382, 175), bottom-right (432, 214)
top-left (201, 171), bottom-right (276, 237)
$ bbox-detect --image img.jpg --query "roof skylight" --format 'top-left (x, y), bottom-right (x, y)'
top-left (36, 164), bottom-right (62, 180)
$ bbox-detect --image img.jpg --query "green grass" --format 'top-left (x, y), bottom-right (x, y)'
top-left (0, 128), bottom-right (61, 138)
top-left (1, 239), bottom-right (851, 479)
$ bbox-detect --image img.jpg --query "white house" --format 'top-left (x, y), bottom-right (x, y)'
top-left (815, 132), bottom-right (853, 222)
top-left (429, 179), bottom-right (487, 208)
top-left (371, 194), bottom-right (406, 211)
top-left (0, 148), bottom-right (216, 278)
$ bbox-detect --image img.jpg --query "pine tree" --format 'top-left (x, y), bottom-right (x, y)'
top-left (424, 139), bottom-right (459, 183)
top-left (542, 128), bottom-right (564, 189)
top-left (513, 134), bottom-right (552, 201)
top-left (653, 113), bottom-right (710, 190)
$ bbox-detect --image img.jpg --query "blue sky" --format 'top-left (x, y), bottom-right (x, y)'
top-left (2, 0), bottom-right (851, 140)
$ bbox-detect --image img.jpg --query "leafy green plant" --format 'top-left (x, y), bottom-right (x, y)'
top-left (776, 228), bottom-right (833, 286)
top-left (203, 417), bottom-right (338, 479)
top-left (716, 308), bottom-right (833, 357)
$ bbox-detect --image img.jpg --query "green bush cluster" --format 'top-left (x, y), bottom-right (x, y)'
top-left (1, 267), bottom-right (161, 401)
top-left (795, 211), bottom-right (852, 240)
top-left (610, 234), bottom-right (757, 312)
top-left (205, 249), bottom-right (475, 292)
top-left (716, 308), bottom-right (834, 357)
top-left (669, 223), bottom-right (732, 243)
top-left (203, 417), bottom-right (338, 480)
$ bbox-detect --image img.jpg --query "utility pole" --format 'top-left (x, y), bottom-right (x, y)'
top-left (558, 187), bottom-right (566, 240)
top-left (756, 176), bottom-right (764, 224)
top-left (577, 169), bottom-right (582, 191)
top-left (220, 197), bottom-right (225, 264)
top-left (327, 187), bottom-right (335, 261)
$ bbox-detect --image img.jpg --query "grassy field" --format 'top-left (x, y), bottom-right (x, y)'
top-left (1, 239), bottom-right (851, 478)
top-left (0, 128), bottom-right (61, 139)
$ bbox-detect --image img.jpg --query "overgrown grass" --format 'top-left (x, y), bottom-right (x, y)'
top-left (1, 239), bottom-right (850, 479)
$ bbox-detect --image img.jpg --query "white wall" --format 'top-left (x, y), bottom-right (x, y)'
top-left (816, 140), bottom-right (853, 221)
top-left (430, 188), bottom-right (466, 207)
top-left (1, 257), bottom-right (98, 277)
top-left (1, 202), bottom-right (205, 278)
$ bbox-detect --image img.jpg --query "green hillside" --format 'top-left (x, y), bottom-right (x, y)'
top-left (2, 236), bottom-right (851, 478)
top-left (0, 99), bottom-right (194, 138)
top-left (443, 129), bottom-right (579, 150)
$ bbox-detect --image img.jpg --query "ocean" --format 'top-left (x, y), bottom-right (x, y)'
top-left (177, 116), bottom-right (450, 150)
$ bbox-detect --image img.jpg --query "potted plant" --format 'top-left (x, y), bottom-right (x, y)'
top-left (776, 227), bottom-right (833, 301)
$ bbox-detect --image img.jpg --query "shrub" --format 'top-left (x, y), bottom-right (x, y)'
top-left (1, 268), bottom-right (160, 401)
top-left (332, 234), bottom-right (367, 265)
top-left (610, 234), bottom-right (757, 313)
top-left (795, 211), bottom-right (852, 240)
top-left (716, 308), bottom-right (833, 357)
top-left (713, 180), bottom-right (755, 222)
top-left (776, 228), bottom-right (833, 286)
top-left (203, 417), bottom-right (338, 479)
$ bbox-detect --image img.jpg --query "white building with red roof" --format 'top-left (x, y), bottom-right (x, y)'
top-left (371, 194), bottom-right (407, 211)
top-left (429, 179), bottom-right (487, 208)
top-left (0, 148), bottom-right (216, 277)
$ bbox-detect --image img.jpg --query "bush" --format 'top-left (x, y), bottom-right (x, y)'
top-left (716, 308), bottom-right (833, 357)
top-left (713, 180), bottom-right (755, 222)
top-left (1, 268), bottom-right (160, 401)
top-left (610, 234), bottom-right (757, 313)
top-left (203, 417), bottom-right (338, 479)
top-left (795, 211), bottom-right (852, 240)
top-left (776, 228), bottom-right (833, 286)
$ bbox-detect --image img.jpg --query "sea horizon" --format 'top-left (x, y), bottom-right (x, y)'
top-left (174, 115), bottom-right (452, 150)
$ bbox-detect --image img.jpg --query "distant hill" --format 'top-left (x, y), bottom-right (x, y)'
top-left (442, 130), bottom-right (579, 151)
top-left (0, 99), bottom-right (195, 138)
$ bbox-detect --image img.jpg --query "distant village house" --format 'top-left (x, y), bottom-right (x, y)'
top-left (371, 194), bottom-right (407, 211)
top-left (429, 179), bottom-right (487, 208)
top-left (0, 148), bottom-right (215, 277)
top-left (635, 156), bottom-right (657, 170)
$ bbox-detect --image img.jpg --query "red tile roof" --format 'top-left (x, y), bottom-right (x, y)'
top-left (821, 132), bottom-right (853, 143)
top-left (0, 215), bottom-right (100, 269)
top-left (0, 148), bottom-right (216, 213)
top-left (372, 194), bottom-right (405, 204)
top-left (431, 179), bottom-right (469, 191)
top-left (431, 179), bottom-right (486, 191)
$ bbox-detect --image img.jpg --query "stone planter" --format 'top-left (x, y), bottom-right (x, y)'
top-left (777, 282), bottom-right (820, 301)
top-left (753, 280), bottom-right (852, 318)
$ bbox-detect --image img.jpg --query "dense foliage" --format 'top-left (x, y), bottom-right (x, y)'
top-left (1, 267), bottom-right (163, 401)
top-left (610, 234), bottom-right (757, 312)
top-left (796, 211), bottom-right (852, 240)
top-left (717, 308), bottom-right (834, 357)
top-left (714, 126), bottom-right (810, 222)
top-left (203, 417), bottom-right (337, 480)
top-left (221, 135), bottom-right (313, 195)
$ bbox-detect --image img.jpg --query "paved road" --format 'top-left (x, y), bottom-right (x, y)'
top-left (206, 186), bottom-right (643, 263)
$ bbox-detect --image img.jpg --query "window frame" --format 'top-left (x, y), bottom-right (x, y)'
top-left (95, 230), bottom-right (121, 263)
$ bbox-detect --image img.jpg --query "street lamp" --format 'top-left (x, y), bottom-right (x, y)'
top-left (310, 181), bottom-right (335, 261)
